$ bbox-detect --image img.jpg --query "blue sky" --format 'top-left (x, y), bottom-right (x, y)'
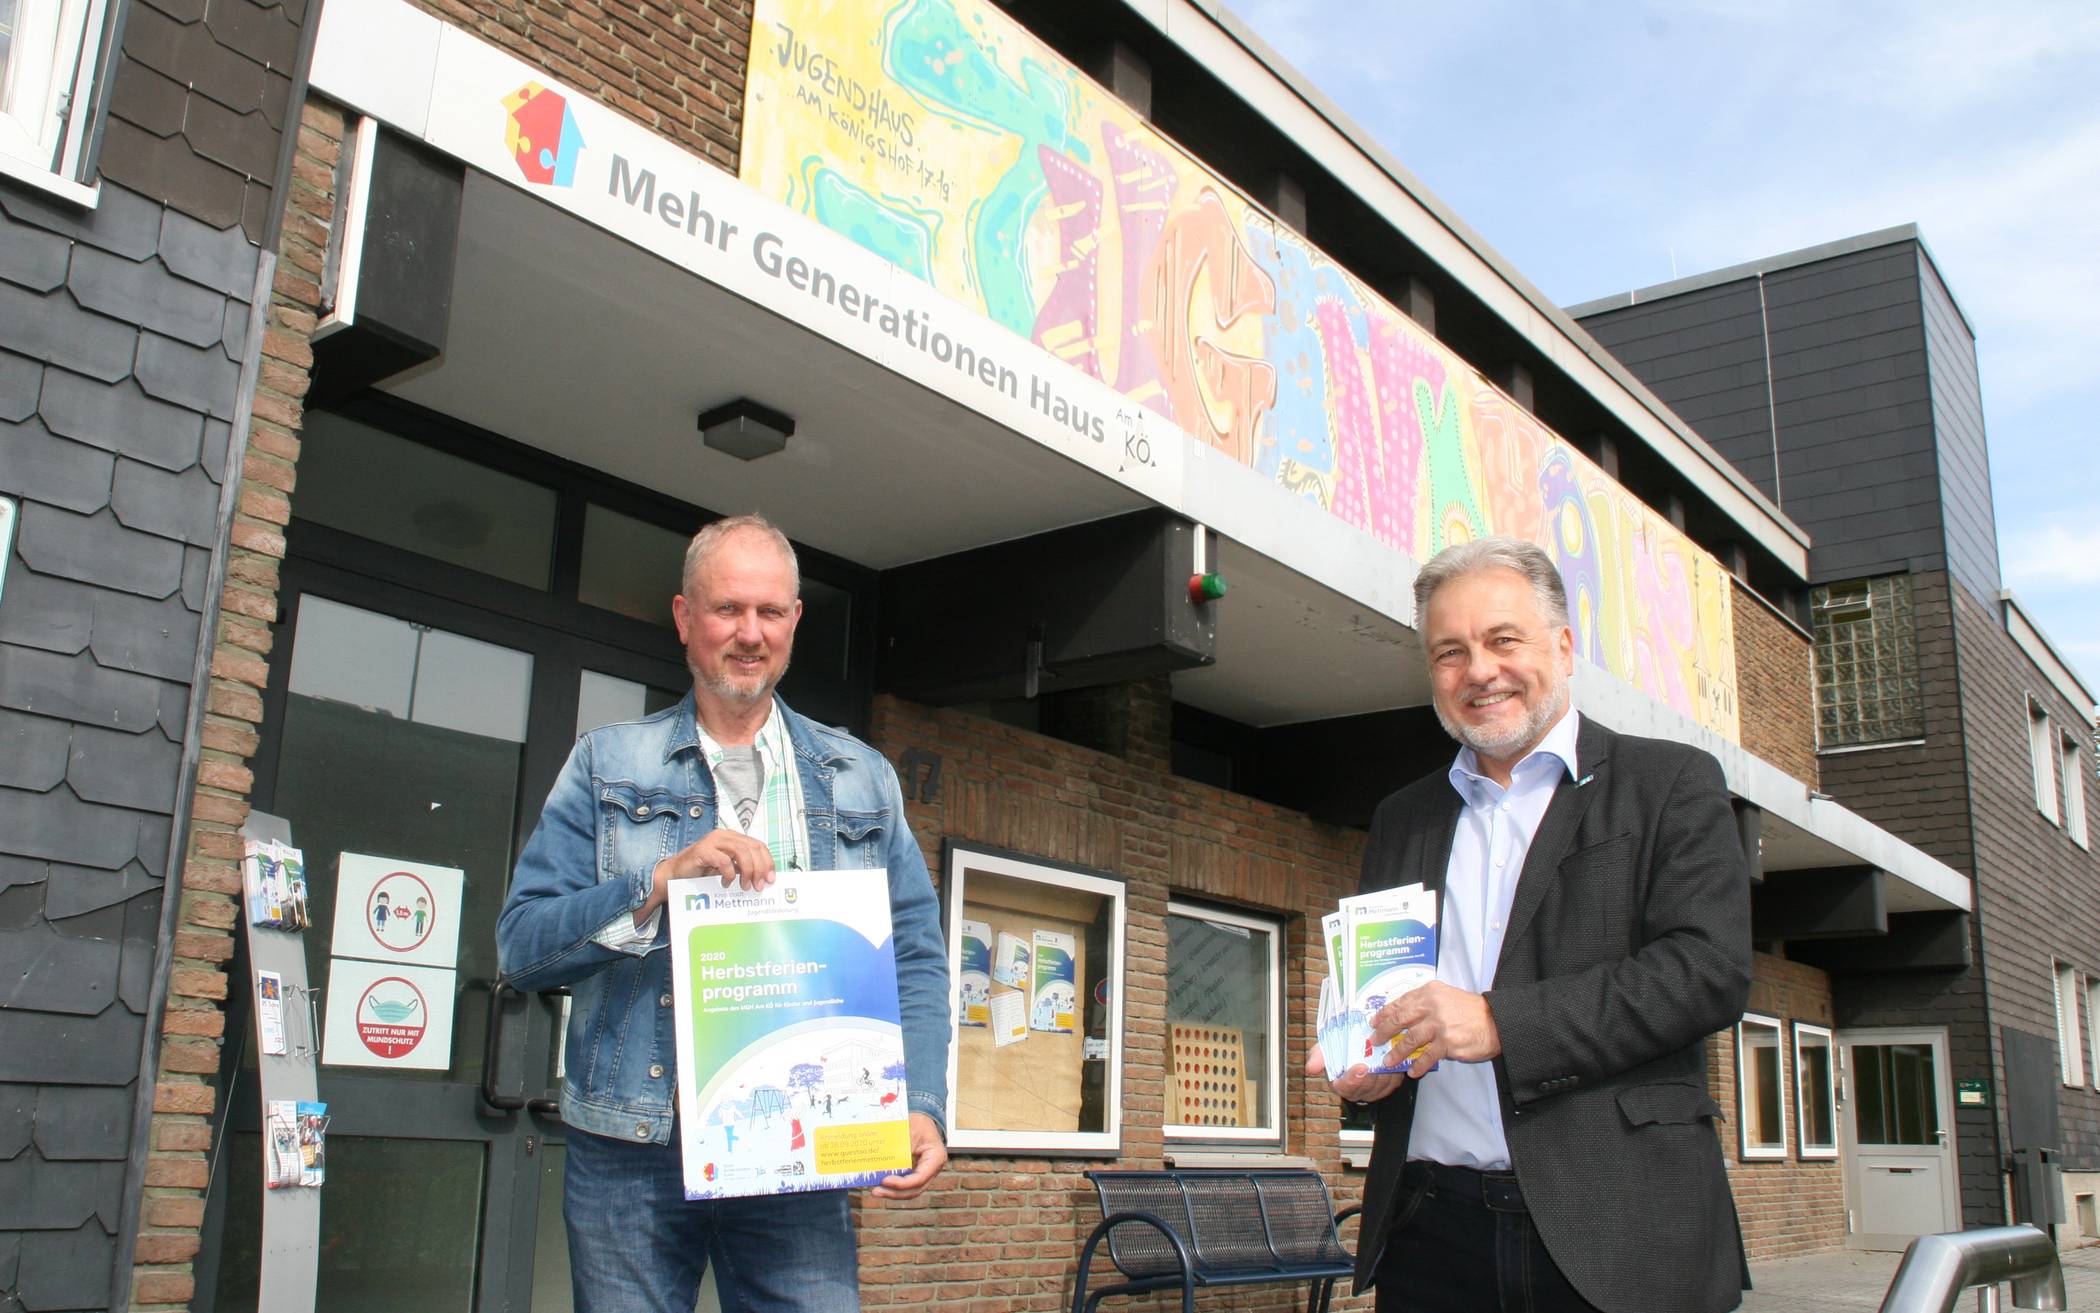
top-left (1237, 0), bottom-right (2099, 704)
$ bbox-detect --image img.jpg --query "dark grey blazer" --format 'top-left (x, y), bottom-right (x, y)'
top-left (1351, 717), bottom-right (1753, 1312)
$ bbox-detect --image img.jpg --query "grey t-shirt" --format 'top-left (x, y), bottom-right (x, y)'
top-left (714, 743), bottom-right (764, 832)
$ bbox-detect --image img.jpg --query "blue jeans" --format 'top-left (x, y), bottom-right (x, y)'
top-left (563, 1125), bottom-right (861, 1313)
top-left (1374, 1162), bottom-right (1601, 1313)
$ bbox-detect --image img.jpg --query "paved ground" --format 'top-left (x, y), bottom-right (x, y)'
top-left (1742, 1239), bottom-right (2100, 1310)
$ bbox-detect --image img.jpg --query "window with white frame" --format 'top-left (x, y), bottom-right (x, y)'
top-left (2087, 979), bottom-right (2100, 1090)
top-left (2062, 732), bottom-right (2089, 848)
top-left (2031, 699), bottom-right (2060, 824)
top-left (2057, 962), bottom-right (2085, 1087)
top-left (1735, 1014), bottom-right (1787, 1159)
top-left (1794, 1023), bottom-right (1838, 1158)
top-left (0, 0), bottom-right (107, 183)
top-left (1164, 900), bottom-right (1282, 1144)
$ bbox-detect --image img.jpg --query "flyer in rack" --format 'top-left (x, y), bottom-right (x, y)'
top-left (667, 869), bottom-right (913, 1200)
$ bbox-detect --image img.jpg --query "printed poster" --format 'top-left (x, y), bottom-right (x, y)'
top-left (668, 869), bottom-right (913, 1199)
top-left (330, 853), bottom-right (465, 968)
top-left (1029, 929), bottom-right (1076, 1033)
top-left (957, 918), bottom-right (991, 1027)
top-left (321, 959), bottom-right (458, 1071)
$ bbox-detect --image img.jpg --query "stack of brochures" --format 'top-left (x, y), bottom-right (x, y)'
top-left (1315, 884), bottom-right (1438, 1080)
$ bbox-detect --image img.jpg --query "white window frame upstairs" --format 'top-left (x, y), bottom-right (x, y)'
top-left (2031, 699), bottom-right (2060, 824)
top-left (0, 0), bottom-right (110, 197)
top-left (2061, 731), bottom-right (2089, 849)
top-left (2057, 962), bottom-right (2085, 1088)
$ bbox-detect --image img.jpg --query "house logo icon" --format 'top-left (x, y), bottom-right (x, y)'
top-left (501, 81), bottom-right (586, 187)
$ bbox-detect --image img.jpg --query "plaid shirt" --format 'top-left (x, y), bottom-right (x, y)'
top-left (694, 701), bottom-right (809, 874)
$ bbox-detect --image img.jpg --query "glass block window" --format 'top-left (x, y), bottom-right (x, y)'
top-left (1812, 575), bottom-right (1922, 748)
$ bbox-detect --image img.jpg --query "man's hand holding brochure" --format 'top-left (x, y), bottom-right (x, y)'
top-left (1311, 884), bottom-right (1441, 1098)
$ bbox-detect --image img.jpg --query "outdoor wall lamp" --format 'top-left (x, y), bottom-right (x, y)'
top-left (698, 399), bottom-right (796, 460)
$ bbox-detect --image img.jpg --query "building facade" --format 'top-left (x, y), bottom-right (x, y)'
top-left (1575, 230), bottom-right (2100, 1247)
top-left (0, 2), bottom-right (2004, 1310)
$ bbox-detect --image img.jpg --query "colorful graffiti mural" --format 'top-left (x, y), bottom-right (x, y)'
top-left (741, 0), bottom-right (1739, 739)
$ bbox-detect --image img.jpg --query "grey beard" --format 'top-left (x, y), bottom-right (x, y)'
top-left (1435, 680), bottom-right (1570, 762)
top-left (691, 654), bottom-right (790, 707)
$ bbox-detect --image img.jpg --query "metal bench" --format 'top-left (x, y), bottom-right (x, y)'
top-left (1071, 1168), bottom-right (1359, 1313)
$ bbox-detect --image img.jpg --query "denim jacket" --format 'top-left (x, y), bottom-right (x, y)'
top-left (496, 694), bottom-right (950, 1146)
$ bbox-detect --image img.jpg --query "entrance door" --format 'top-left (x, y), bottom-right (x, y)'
top-left (202, 577), bottom-right (687, 1313)
top-left (1840, 1028), bottom-right (1960, 1250)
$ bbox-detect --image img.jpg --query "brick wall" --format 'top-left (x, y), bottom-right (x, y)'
top-left (404, 0), bottom-right (752, 172)
top-left (1710, 953), bottom-right (1845, 1259)
top-left (130, 97), bottom-right (345, 1313)
top-left (1732, 581), bottom-right (1818, 789)
top-left (859, 682), bottom-right (1375, 1310)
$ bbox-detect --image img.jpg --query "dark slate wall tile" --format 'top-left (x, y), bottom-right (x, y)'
top-left (0, 418), bottom-right (116, 515)
top-left (90, 588), bottom-right (203, 681)
top-left (0, 1007), bottom-right (143, 1083)
top-left (45, 862), bottom-right (159, 921)
top-left (0, 283), bottom-right (136, 383)
top-left (15, 504), bottom-right (186, 599)
top-left (220, 297), bottom-right (250, 358)
top-left (160, 205), bottom-right (257, 299)
top-left (0, 181), bottom-right (161, 261)
top-left (198, 416), bottom-right (231, 483)
top-left (185, 89), bottom-right (279, 179)
top-left (40, 370), bottom-right (204, 472)
top-left (0, 647), bottom-right (162, 734)
top-left (34, 1084), bottom-right (133, 1161)
top-left (118, 892), bottom-right (161, 1010)
top-left (0, 785), bottom-right (149, 870)
top-left (0, 1157), bottom-right (108, 1228)
top-left (99, 116), bottom-right (248, 231)
top-left (0, 920), bottom-right (123, 1015)
top-left (66, 722), bottom-right (179, 811)
top-left (180, 543), bottom-right (211, 610)
top-left (0, 225), bottom-right (69, 294)
top-left (134, 329), bottom-right (239, 418)
top-left (206, 0), bottom-right (300, 66)
top-left (69, 246), bottom-right (229, 347)
top-left (121, 2), bottom-right (266, 111)
top-left (0, 710), bottom-right (69, 791)
top-left (260, 67), bottom-right (293, 131)
top-left (0, 1084), bottom-right (32, 1159)
top-left (0, 882), bottom-right (43, 929)
top-left (0, 1230), bottom-right (19, 1294)
top-left (0, 576), bottom-right (93, 655)
top-left (16, 1220), bottom-right (116, 1311)
top-left (132, 813), bottom-right (170, 879)
top-left (0, 351), bottom-right (41, 421)
top-left (112, 458), bottom-right (220, 545)
top-left (241, 178), bottom-right (271, 244)
top-left (139, 0), bottom-right (205, 22)
top-left (156, 680), bottom-right (189, 740)
top-left (107, 56), bottom-right (189, 139)
top-left (0, 857), bottom-right (46, 892)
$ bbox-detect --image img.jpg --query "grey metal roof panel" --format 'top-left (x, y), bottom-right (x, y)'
top-left (206, 0), bottom-right (301, 73)
top-left (0, 1006), bottom-right (144, 1083)
top-left (67, 722), bottom-right (180, 811)
top-left (0, 919), bottom-right (124, 1016)
top-left (0, 784), bottom-right (154, 871)
top-left (0, 223), bottom-right (69, 294)
top-left (1, 418), bottom-right (118, 515)
top-left (134, 329), bottom-right (239, 419)
top-left (17, 1217), bottom-right (118, 1311)
top-left (44, 861), bottom-right (159, 920)
top-left (0, 1084), bottom-right (29, 1159)
top-left (97, 116), bottom-right (249, 232)
top-left (16, 503), bottom-right (186, 599)
top-left (0, 282), bottom-right (137, 384)
top-left (160, 205), bottom-right (258, 298)
top-left (39, 369), bottom-right (205, 473)
top-left (90, 586), bottom-right (204, 681)
top-left (0, 180), bottom-right (162, 262)
top-left (0, 576), bottom-right (93, 656)
top-left (185, 88), bottom-right (281, 179)
top-left (0, 647), bottom-right (163, 734)
top-left (108, 56), bottom-right (189, 139)
top-left (69, 246), bottom-right (229, 348)
top-left (0, 709), bottom-right (70, 791)
top-left (113, 457), bottom-right (221, 545)
top-left (0, 351), bottom-right (40, 421)
top-left (33, 1084), bottom-right (133, 1161)
top-left (0, 1156), bottom-right (110, 1229)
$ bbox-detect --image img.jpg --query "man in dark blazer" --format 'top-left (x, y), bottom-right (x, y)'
top-left (1312, 536), bottom-right (1753, 1313)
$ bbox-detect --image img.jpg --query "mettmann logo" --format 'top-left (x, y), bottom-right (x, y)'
top-left (682, 892), bottom-right (712, 912)
top-left (501, 81), bottom-right (585, 187)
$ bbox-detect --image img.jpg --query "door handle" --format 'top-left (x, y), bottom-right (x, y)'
top-left (480, 979), bottom-right (567, 1114)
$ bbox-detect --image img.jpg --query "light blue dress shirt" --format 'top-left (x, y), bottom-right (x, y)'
top-left (1407, 709), bottom-right (1581, 1170)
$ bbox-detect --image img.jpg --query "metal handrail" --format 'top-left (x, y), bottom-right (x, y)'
top-left (1877, 1225), bottom-right (2066, 1313)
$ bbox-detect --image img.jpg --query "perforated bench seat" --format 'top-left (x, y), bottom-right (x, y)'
top-left (1072, 1168), bottom-right (1359, 1312)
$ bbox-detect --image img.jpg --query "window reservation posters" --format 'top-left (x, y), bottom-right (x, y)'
top-left (666, 870), bottom-right (913, 1199)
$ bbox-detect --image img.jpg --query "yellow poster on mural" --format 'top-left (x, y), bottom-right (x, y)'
top-left (741, 0), bottom-right (1738, 740)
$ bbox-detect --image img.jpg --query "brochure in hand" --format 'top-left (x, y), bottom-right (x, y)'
top-left (666, 869), bottom-right (914, 1200)
top-left (1315, 884), bottom-right (1437, 1079)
